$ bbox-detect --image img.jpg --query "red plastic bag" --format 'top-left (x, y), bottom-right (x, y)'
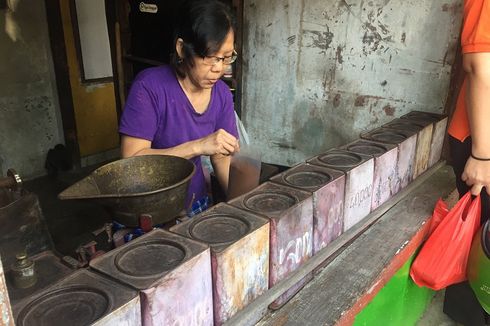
top-left (427, 198), bottom-right (449, 235)
top-left (410, 192), bottom-right (481, 290)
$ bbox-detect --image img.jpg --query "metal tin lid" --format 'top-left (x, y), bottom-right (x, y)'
top-left (16, 286), bottom-right (110, 326)
top-left (244, 191), bottom-right (298, 213)
top-left (403, 112), bottom-right (440, 122)
top-left (367, 130), bottom-right (407, 144)
top-left (384, 120), bottom-right (423, 132)
top-left (283, 171), bottom-right (332, 188)
top-left (318, 152), bottom-right (363, 168)
top-left (114, 239), bottom-right (186, 277)
top-left (346, 142), bottom-right (387, 156)
top-left (188, 214), bottom-right (251, 245)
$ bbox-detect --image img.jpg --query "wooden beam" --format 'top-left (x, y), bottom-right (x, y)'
top-left (44, 0), bottom-right (81, 167)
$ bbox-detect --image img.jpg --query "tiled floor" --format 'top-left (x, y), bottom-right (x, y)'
top-left (417, 290), bottom-right (459, 326)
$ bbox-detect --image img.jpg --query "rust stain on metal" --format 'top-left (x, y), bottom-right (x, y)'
top-left (401, 32), bottom-right (406, 44)
top-left (355, 96), bottom-right (367, 107)
top-left (336, 45), bottom-right (344, 64)
top-left (383, 105), bottom-right (395, 116)
top-left (441, 3), bottom-right (460, 14)
top-left (361, 6), bottom-right (394, 56)
top-left (272, 142), bottom-right (297, 150)
top-left (399, 68), bottom-right (415, 75)
top-left (303, 29), bottom-right (334, 50)
top-left (333, 93), bottom-right (341, 108)
top-left (413, 125), bottom-right (434, 178)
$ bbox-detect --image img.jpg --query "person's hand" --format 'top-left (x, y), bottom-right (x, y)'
top-left (197, 129), bottom-right (239, 156)
top-left (461, 156), bottom-right (490, 195)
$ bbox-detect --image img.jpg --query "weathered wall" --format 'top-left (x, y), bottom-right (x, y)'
top-left (0, 1), bottom-right (64, 178)
top-left (242, 0), bottom-right (462, 166)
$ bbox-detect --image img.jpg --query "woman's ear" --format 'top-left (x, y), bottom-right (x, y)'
top-left (176, 38), bottom-right (184, 60)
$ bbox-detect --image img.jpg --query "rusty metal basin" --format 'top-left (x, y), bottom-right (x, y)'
top-left (58, 155), bottom-right (195, 226)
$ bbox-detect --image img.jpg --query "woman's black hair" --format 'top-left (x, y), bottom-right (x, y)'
top-left (171, 0), bottom-right (236, 78)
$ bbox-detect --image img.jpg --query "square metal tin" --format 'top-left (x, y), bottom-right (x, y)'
top-left (228, 182), bottom-right (313, 309)
top-left (170, 203), bottom-right (270, 325)
top-left (383, 118), bottom-right (433, 179)
top-left (13, 269), bottom-right (141, 326)
top-left (90, 229), bottom-right (214, 326)
top-left (401, 111), bottom-right (448, 168)
top-left (307, 149), bottom-right (374, 232)
top-left (341, 139), bottom-right (398, 210)
top-left (270, 162), bottom-right (345, 254)
top-left (361, 127), bottom-right (417, 192)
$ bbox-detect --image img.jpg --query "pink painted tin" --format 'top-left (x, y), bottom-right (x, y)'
top-left (90, 229), bottom-right (213, 326)
top-left (308, 150), bottom-right (374, 232)
top-left (13, 269), bottom-right (141, 326)
top-left (170, 203), bottom-right (270, 325)
top-left (341, 139), bottom-right (398, 211)
top-left (401, 111), bottom-right (448, 168)
top-left (0, 256), bottom-right (13, 326)
top-left (270, 163), bottom-right (345, 254)
top-left (361, 127), bottom-right (417, 192)
top-left (383, 118), bottom-right (433, 179)
top-left (228, 182), bottom-right (313, 310)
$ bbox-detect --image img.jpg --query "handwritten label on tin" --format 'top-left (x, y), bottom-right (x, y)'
top-left (320, 201), bottom-right (344, 248)
top-left (279, 232), bottom-right (312, 266)
top-left (139, 2), bottom-right (158, 13)
top-left (348, 185), bottom-right (372, 209)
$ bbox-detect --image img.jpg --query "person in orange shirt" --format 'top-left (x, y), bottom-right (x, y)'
top-left (446, 0), bottom-right (490, 325)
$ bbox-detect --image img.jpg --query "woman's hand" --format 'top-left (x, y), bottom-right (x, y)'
top-left (461, 157), bottom-right (490, 195)
top-left (197, 129), bottom-right (239, 156)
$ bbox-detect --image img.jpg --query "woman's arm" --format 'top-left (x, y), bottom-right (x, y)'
top-left (461, 52), bottom-right (490, 195)
top-left (121, 128), bottom-right (239, 158)
top-left (210, 153), bottom-right (232, 193)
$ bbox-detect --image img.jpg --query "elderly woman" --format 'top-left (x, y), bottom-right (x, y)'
top-left (119, 0), bottom-right (239, 216)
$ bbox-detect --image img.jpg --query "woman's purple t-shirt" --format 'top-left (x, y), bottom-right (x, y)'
top-left (119, 65), bottom-right (238, 207)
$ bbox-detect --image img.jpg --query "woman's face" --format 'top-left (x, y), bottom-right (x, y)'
top-left (187, 30), bottom-right (235, 90)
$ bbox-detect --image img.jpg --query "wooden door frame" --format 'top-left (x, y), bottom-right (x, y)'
top-left (44, 0), bottom-right (81, 167)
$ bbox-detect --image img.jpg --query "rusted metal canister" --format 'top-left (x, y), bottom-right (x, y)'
top-left (90, 229), bottom-right (213, 326)
top-left (11, 253), bottom-right (36, 289)
top-left (383, 118), bottom-right (433, 179)
top-left (341, 139), bottom-right (398, 211)
top-left (270, 163), bottom-right (345, 254)
top-left (401, 111), bottom-right (448, 168)
top-left (361, 127), bottom-right (417, 192)
top-left (171, 203), bottom-right (269, 325)
top-left (228, 182), bottom-right (313, 310)
top-left (308, 149), bottom-right (374, 232)
top-left (13, 269), bottom-right (140, 325)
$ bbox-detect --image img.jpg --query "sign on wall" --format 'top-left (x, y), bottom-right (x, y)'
top-left (72, 0), bottom-right (113, 81)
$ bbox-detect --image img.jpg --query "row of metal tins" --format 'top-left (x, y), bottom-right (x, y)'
top-left (12, 111), bottom-right (448, 326)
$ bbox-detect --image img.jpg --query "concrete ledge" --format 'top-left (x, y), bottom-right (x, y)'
top-left (226, 163), bottom-right (455, 325)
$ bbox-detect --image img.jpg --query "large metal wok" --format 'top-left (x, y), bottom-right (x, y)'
top-left (58, 155), bottom-right (195, 226)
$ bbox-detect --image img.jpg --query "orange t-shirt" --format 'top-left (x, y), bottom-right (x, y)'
top-left (448, 0), bottom-right (490, 141)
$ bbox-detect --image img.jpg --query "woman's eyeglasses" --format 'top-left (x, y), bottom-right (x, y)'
top-left (202, 50), bottom-right (237, 66)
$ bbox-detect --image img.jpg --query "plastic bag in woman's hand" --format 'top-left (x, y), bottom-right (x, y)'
top-left (427, 198), bottom-right (449, 235)
top-left (410, 192), bottom-right (481, 290)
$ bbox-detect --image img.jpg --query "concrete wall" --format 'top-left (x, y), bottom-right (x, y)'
top-left (0, 1), bottom-right (64, 178)
top-left (242, 0), bottom-right (462, 166)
